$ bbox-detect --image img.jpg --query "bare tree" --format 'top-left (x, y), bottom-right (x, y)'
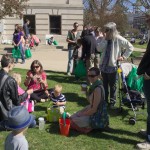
top-left (0, 0), bottom-right (29, 19)
top-left (83, 0), bottom-right (129, 34)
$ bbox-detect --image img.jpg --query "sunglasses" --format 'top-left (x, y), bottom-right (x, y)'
top-left (33, 66), bottom-right (39, 69)
top-left (88, 74), bottom-right (97, 78)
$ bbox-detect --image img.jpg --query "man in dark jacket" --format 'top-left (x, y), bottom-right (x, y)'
top-left (0, 54), bottom-right (33, 129)
top-left (136, 13), bottom-right (150, 149)
top-left (81, 31), bottom-right (98, 69)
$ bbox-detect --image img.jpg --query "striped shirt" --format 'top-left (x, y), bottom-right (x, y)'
top-left (50, 92), bottom-right (66, 108)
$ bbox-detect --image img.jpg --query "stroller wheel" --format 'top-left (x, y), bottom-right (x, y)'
top-left (142, 102), bottom-right (145, 109)
top-left (129, 117), bottom-right (136, 125)
top-left (120, 107), bottom-right (123, 113)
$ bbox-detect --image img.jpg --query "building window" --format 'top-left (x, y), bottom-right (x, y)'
top-left (49, 16), bottom-right (61, 35)
top-left (23, 15), bottom-right (36, 34)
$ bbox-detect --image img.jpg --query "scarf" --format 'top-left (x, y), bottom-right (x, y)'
top-left (88, 79), bottom-right (103, 95)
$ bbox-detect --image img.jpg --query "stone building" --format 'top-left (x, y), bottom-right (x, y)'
top-left (1, 0), bottom-right (83, 42)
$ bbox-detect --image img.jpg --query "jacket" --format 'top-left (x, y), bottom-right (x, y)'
top-left (99, 35), bottom-right (134, 67)
top-left (0, 69), bottom-right (28, 121)
top-left (137, 40), bottom-right (150, 76)
top-left (82, 33), bottom-right (97, 59)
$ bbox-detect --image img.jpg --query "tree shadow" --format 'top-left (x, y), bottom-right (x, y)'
top-left (46, 122), bottom-right (60, 135)
top-left (64, 92), bottom-right (88, 107)
top-left (35, 105), bottom-right (47, 112)
top-left (45, 70), bottom-right (86, 84)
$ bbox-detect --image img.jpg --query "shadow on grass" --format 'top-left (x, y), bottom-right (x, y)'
top-left (35, 105), bottom-right (47, 112)
top-left (46, 123), bottom-right (60, 135)
top-left (87, 130), bottom-right (139, 145)
top-left (45, 70), bottom-right (86, 85)
top-left (64, 92), bottom-right (88, 107)
top-left (68, 127), bottom-right (141, 145)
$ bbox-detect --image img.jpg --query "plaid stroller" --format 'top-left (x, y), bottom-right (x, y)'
top-left (117, 62), bottom-right (145, 125)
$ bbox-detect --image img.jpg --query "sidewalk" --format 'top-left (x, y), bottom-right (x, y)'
top-left (0, 44), bottom-right (145, 72)
top-left (0, 44), bottom-right (68, 72)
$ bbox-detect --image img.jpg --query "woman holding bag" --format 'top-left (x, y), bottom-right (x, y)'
top-left (13, 26), bottom-right (25, 64)
top-left (70, 67), bottom-right (109, 133)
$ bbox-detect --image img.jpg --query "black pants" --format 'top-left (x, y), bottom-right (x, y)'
top-left (30, 89), bottom-right (53, 102)
top-left (101, 71), bottom-right (117, 104)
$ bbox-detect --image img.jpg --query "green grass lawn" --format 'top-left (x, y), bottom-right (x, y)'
top-left (0, 68), bottom-right (147, 150)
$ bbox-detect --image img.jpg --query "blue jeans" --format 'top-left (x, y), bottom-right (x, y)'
top-left (101, 71), bottom-right (117, 104)
top-left (143, 79), bottom-right (150, 136)
top-left (67, 49), bottom-right (74, 73)
top-left (16, 42), bottom-right (25, 63)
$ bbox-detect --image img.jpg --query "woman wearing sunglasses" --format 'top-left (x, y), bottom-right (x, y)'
top-left (24, 60), bottom-right (50, 102)
top-left (70, 67), bottom-right (109, 133)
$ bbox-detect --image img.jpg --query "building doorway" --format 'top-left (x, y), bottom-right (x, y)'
top-left (23, 15), bottom-right (36, 34)
top-left (49, 16), bottom-right (61, 34)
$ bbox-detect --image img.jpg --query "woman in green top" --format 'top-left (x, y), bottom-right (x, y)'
top-left (70, 67), bottom-right (109, 133)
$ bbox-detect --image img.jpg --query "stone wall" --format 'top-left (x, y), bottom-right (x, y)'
top-left (2, 0), bottom-right (83, 42)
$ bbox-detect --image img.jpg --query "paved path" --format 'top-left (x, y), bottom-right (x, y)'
top-left (0, 44), bottom-right (68, 72)
top-left (0, 44), bottom-right (146, 72)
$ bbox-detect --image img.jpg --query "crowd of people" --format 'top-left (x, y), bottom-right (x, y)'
top-left (0, 13), bottom-right (150, 150)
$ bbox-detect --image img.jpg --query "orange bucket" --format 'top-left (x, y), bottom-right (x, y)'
top-left (59, 118), bottom-right (70, 136)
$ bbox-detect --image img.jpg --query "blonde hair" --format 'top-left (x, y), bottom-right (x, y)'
top-left (12, 73), bottom-right (21, 85)
top-left (54, 84), bottom-right (62, 93)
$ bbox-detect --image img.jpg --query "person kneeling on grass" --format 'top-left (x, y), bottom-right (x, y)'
top-left (70, 67), bottom-right (109, 133)
top-left (5, 106), bottom-right (35, 150)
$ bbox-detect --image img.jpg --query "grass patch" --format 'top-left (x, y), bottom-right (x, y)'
top-left (0, 68), bottom-right (147, 150)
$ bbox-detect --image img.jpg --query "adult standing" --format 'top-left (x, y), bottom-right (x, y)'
top-left (0, 54), bottom-right (33, 129)
top-left (81, 29), bottom-right (97, 82)
top-left (23, 19), bottom-right (30, 39)
top-left (94, 27), bottom-right (104, 69)
top-left (136, 13), bottom-right (150, 149)
top-left (66, 22), bottom-right (80, 76)
top-left (13, 26), bottom-right (25, 64)
top-left (100, 22), bottom-right (133, 108)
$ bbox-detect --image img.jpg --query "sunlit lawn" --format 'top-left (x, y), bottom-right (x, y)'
top-left (0, 68), bottom-right (147, 150)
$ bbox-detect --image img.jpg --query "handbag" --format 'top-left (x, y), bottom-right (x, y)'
top-left (12, 46), bottom-right (21, 58)
top-left (46, 103), bottom-right (62, 122)
top-left (74, 60), bottom-right (86, 78)
top-left (25, 49), bottom-right (32, 59)
top-left (89, 85), bottom-right (109, 129)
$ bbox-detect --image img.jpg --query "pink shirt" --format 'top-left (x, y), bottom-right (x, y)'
top-left (26, 71), bottom-right (48, 91)
top-left (18, 85), bottom-right (30, 99)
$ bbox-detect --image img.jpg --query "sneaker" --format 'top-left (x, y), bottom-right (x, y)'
top-left (21, 61), bottom-right (25, 64)
top-left (136, 141), bottom-right (150, 150)
top-left (67, 72), bottom-right (71, 76)
top-left (41, 99), bottom-right (46, 102)
top-left (139, 129), bottom-right (147, 137)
